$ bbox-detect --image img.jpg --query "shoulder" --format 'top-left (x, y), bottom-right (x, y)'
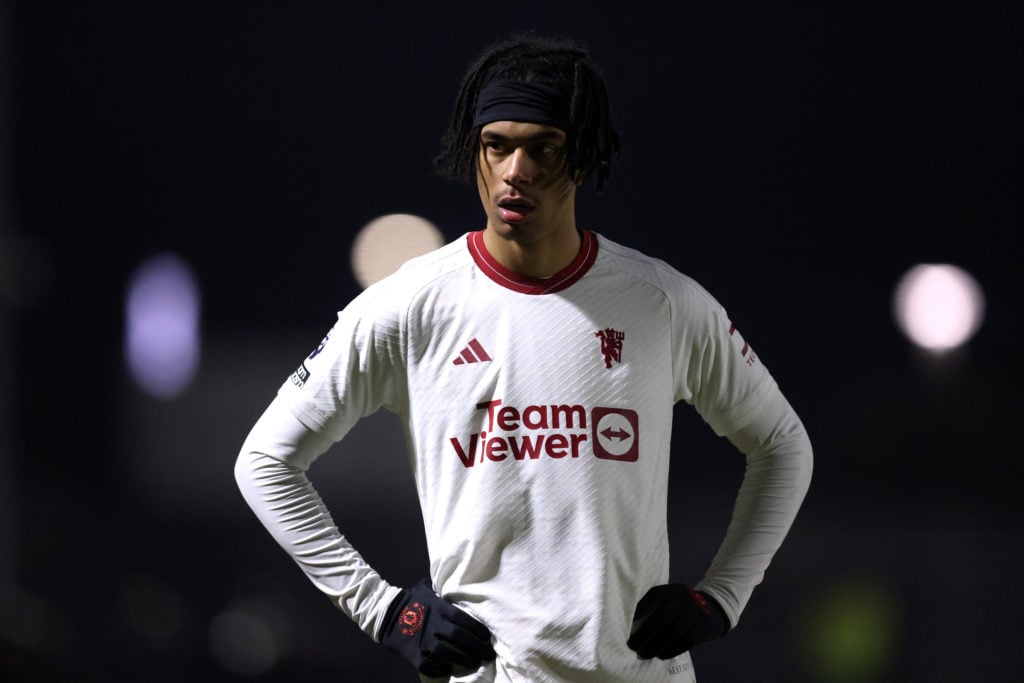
top-left (592, 232), bottom-right (723, 312)
top-left (347, 233), bottom-right (475, 312)
top-left (385, 232), bottom-right (474, 289)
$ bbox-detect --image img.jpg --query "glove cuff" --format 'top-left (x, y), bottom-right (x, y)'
top-left (378, 587), bottom-right (409, 641)
top-left (693, 589), bottom-right (729, 640)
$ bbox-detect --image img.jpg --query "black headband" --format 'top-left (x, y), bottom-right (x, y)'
top-left (472, 80), bottom-right (572, 133)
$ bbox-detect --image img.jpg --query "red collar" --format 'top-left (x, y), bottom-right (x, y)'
top-left (467, 229), bottom-right (598, 294)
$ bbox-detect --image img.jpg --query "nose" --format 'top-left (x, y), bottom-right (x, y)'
top-left (502, 148), bottom-right (534, 185)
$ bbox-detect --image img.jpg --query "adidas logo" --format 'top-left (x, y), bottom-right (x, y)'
top-left (453, 338), bottom-right (492, 365)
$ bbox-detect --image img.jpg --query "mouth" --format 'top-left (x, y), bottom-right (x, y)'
top-left (497, 195), bottom-right (535, 224)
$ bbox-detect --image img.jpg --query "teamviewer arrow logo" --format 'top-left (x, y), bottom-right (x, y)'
top-left (592, 407), bottom-right (639, 461)
top-left (601, 426), bottom-right (630, 441)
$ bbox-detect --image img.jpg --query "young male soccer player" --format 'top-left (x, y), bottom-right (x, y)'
top-left (236, 34), bottom-right (813, 682)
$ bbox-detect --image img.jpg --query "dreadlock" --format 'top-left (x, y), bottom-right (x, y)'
top-left (434, 34), bottom-right (621, 192)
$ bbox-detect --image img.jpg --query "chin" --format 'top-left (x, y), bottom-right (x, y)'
top-left (489, 219), bottom-right (519, 235)
top-left (495, 222), bottom-right (533, 238)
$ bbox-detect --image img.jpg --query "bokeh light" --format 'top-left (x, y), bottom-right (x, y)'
top-left (892, 264), bottom-right (984, 353)
top-left (208, 596), bottom-right (292, 677)
top-left (0, 585), bottom-right (73, 660)
top-left (124, 253), bottom-right (201, 399)
top-left (350, 213), bottom-right (445, 289)
top-left (794, 576), bottom-right (904, 682)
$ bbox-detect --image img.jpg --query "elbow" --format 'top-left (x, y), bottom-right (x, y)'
top-left (234, 448), bottom-right (251, 490)
top-left (234, 436), bottom-right (263, 497)
top-left (794, 427), bottom-right (814, 498)
top-left (234, 450), bottom-right (254, 506)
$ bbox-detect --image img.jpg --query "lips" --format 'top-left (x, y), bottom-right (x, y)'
top-left (497, 196), bottom-right (535, 223)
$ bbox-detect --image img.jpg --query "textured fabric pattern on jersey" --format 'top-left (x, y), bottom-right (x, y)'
top-left (276, 230), bottom-right (775, 682)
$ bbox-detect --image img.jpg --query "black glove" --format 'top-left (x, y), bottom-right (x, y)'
top-left (627, 583), bottom-right (729, 660)
top-left (379, 578), bottom-right (496, 678)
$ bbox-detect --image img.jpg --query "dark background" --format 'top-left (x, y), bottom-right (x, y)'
top-left (2, 1), bottom-right (1022, 681)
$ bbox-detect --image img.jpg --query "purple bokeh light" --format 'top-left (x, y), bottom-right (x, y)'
top-left (124, 253), bottom-right (201, 399)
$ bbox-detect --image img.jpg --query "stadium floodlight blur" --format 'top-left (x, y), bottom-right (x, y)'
top-left (124, 252), bottom-right (201, 399)
top-left (350, 213), bottom-right (444, 289)
top-left (892, 263), bottom-right (985, 354)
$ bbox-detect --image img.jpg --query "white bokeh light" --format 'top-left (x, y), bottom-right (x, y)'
top-left (351, 213), bottom-right (445, 288)
top-left (125, 253), bottom-right (201, 399)
top-left (892, 263), bottom-right (984, 352)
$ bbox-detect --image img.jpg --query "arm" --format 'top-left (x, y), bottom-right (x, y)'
top-left (236, 394), bottom-right (497, 676)
top-left (234, 395), bottom-right (402, 637)
top-left (629, 386), bottom-right (812, 658)
top-left (632, 280), bottom-right (812, 658)
top-left (695, 386), bottom-right (813, 628)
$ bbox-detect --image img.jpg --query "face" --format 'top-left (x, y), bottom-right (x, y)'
top-left (476, 120), bottom-right (578, 247)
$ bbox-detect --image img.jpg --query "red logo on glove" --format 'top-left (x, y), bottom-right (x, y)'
top-left (688, 588), bottom-right (711, 615)
top-left (399, 601), bottom-right (426, 637)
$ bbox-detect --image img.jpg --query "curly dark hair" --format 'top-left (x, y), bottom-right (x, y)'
top-left (433, 34), bottom-right (621, 192)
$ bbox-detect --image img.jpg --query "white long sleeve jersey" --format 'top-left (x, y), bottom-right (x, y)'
top-left (236, 229), bottom-right (812, 682)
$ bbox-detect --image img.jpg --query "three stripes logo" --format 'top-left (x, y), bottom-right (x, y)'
top-left (452, 338), bottom-right (492, 365)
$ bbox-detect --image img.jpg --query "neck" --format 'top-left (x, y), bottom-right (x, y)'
top-left (482, 220), bottom-right (581, 278)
